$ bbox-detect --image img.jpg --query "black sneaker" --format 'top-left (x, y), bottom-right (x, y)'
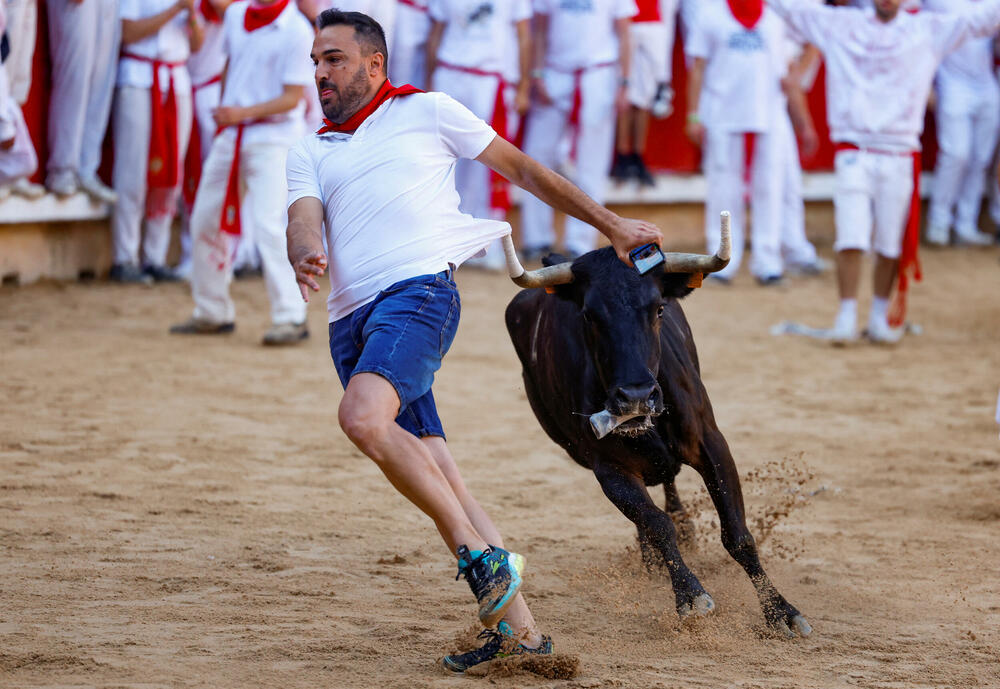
top-left (609, 152), bottom-right (631, 182)
top-left (109, 263), bottom-right (153, 285)
top-left (143, 264), bottom-right (180, 283)
top-left (456, 545), bottom-right (525, 626)
top-left (633, 154), bottom-right (656, 188)
top-left (442, 621), bottom-right (553, 674)
top-left (519, 245), bottom-right (553, 263)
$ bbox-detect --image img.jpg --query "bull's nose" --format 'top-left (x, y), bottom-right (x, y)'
top-left (610, 383), bottom-right (662, 415)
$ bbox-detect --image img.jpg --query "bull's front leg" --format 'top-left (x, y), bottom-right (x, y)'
top-left (638, 481), bottom-right (695, 571)
top-left (594, 462), bottom-right (716, 619)
top-left (697, 430), bottom-right (812, 638)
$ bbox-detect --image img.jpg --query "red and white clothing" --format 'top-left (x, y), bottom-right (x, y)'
top-left (329, 0), bottom-right (398, 41)
top-left (0, 7), bottom-right (37, 185)
top-left (521, 0), bottom-right (637, 256)
top-left (924, 0), bottom-right (1000, 238)
top-left (390, 0), bottom-right (431, 89)
top-left (112, 0), bottom-right (193, 269)
top-left (188, 0), bottom-right (313, 327)
top-left (628, 0), bottom-right (677, 109)
top-left (686, 0), bottom-right (790, 280)
top-left (428, 0), bottom-right (532, 265)
top-left (46, 0), bottom-right (120, 190)
top-left (286, 92), bottom-right (509, 322)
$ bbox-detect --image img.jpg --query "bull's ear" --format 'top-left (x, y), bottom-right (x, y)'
top-left (546, 279), bottom-right (584, 304)
top-left (658, 271), bottom-right (696, 299)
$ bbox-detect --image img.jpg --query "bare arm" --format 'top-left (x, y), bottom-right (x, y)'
top-left (614, 17), bottom-right (630, 113)
top-left (213, 83), bottom-right (305, 128)
top-left (286, 197), bottom-right (327, 302)
top-left (424, 20), bottom-right (445, 89)
top-left (186, 6), bottom-right (205, 53)
top-left (684, 56), bottom-right (705, 145)
top-left (476, 137), bottom-right (663, 263)
top-left (514, 18), bottom-right (532, 115)
top-left (783, 45), bottom-right (820, 156)
top-left (531, 13), bottom-right (552, 105)
top-left (121, 0), bottom-right (191, 45)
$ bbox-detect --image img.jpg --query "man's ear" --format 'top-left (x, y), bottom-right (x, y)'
top-left (658, 271), bottom-right (696, 299)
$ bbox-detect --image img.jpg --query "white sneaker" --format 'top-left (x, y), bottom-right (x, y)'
top-left (47, 171), bottom-right (79, 197)
top-left (12, 177), bottom-right (46, 199)
top-left (79, 176), bottom-right (118, 204)
top-left (865, 318), bottom-right (903, 345)
top-left (953, 230), bottom-right (995, 247)
top-left (0, 184), bottom-right (11, 201)
top-left (925, 223), bottom-right (949, 247)
top-left (827, 319), bottom-right (858, 346)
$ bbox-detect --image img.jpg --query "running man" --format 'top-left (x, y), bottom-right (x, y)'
top-left (285, 10), bottom-right (663, 670)
top-left (766, 0), bottom-right (1000, 343)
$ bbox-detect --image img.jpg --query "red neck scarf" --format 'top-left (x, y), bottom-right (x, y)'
top-left (200, 0), bottom-right (223, 23)
top-left (727, 0), bottom-right (764, 29)
top-left (244, 0), bottom-right (289, 32)
top-left (317, 79), bottom-right (423, 134)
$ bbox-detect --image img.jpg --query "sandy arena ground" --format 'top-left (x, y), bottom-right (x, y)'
top-left (2, 228), bottom-right (999, 688)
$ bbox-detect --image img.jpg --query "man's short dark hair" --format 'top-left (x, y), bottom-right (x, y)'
top-left (316, 10), bottom-right (389, 71)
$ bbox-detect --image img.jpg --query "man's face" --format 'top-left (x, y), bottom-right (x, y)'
top-left (873, 0), bottom-right (903, 21)
top-left (311, 25), bottom-right (382, 123)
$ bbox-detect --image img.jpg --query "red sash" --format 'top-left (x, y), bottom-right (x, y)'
top-left (727, 0), bottom-right (764, 29)
top-left (244, 0), bottom-right (289, 31)
top-left (317, 79), bottom-right (423, 134)
top-left (834, 143), bottom-right (922, 327)
top-left (436, 61), bottom-right (516, 213)
top-left (122, 52), bottom-right (185, 218)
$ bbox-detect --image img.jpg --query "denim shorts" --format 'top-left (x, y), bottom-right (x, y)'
top-left (329, 270), bottom-right (460, 439)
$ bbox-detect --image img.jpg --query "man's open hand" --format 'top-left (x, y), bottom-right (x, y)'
top-left (293, 252), bottom-right (328, 303)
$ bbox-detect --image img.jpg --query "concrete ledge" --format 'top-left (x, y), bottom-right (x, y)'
top-left (0, 192), bottom-right (111, 224)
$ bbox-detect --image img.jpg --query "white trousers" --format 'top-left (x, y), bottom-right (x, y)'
top-left (521, 64), bottom-right (617, 255)
top-left (0, 62), bottom-right (37, 184)
top-left (46, 0), bottom-right (120, 181)
top-left (833, 149), bottom-right (913, 259)
top-left (111, 84), bottom-right (193, 267)
top-left (778, 110), bottom-right (818, 267)
top-left (5, 0), bottom-right (37, 104)
top-left (628, 20), bottom-right (672, 108)
top-left (189, 134), bottom-right (306, 326)
top-left (703, 127), bottom-right (783, 280)
top-left (929, 93), bottom-right (1000, 234)
top-left (389, 4), bottom-right (430, 90)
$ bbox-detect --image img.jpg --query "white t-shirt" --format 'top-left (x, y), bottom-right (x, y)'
top-left (118, 0), bottom-right (192, 90)
top-left (217, 1), bottom-right (314, 147)
top-left (286, 91), bottom-right (509, 322)
top-left (429, 0), bottom-right (532, 82)
top-left (686, 0), bottom-right (788, 132)
top-left (322, 0), bottom-right (398, 44)
top-left (768, 0), bottom-right (1000, 150)
top-left (533, 0), bottom-right (638, 71)
top-left (187, 12), bottom-right (227, 86)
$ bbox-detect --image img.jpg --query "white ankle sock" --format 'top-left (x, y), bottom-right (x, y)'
top-left (835, 299), bottom-right (857, 330)
top-left (869, 296), bottom-right (889, 326)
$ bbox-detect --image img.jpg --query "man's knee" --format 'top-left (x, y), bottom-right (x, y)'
top-left (337, 398), bottom-right (388, 451)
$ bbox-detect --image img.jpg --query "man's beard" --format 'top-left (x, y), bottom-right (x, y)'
top-left (320, 65), bottom-right (370, 124)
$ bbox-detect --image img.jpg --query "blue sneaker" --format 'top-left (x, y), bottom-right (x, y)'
top-left (455, 545), bottom-right (525, 626)
top-left (442, 621), bottom-right (553, 673)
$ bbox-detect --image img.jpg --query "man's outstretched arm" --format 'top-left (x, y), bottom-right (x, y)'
top-left (476, 137), bottom-right (663, 264)
top-left (764, 0), bottom-right (838, 51)
top-left (286, 197), bottom-right (327, 302)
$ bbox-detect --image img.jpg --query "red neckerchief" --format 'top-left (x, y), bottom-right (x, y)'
top-left (727, 0), bottom-right (764, 29)
top-left (317, 79), bottom-right (423, 134)
top-left (244, 0), bottom-right (289, 32)
top-left (200, 0), bottom-right (223, 23)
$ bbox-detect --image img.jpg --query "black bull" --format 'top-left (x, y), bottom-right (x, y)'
top-left (505, 247), bottom-right (811, 637)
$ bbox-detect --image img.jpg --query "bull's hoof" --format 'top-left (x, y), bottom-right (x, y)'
top-left (677, 592), bottom-right (715, 619)
top-left (770, 612), bottom-right (812, 639)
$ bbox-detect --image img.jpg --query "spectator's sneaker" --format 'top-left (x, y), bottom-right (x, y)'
top-left (169, 317), bottom-right (235, 335)
top-left (953, 230), bottom-right (995, 247)
top-left (864, 318), bottom-right (903, 345)
top-left (925, 223), bottom-right (949, 247)
top-left (11, 177), bottom-right (46, 199)
top-left (786, 257), bottom-right (828, 276)
top-left (0, 184), bottom-right (10, 202)
top-left (442, 621), bottom-right (553, 674)
top-left (609, 153), bottom-right (631, 182)
top-left (827, 316), bottom-right (858, 347)
top-left (456, 545), bottom-right (525, 626)
top-left (519, 245), bottom-right (553, 263)
top-left (109, 263), bottom-right (153, 285)
top-left (143, 264), bottom-right (180, 283)
top-left (79, 176), bottom-right (118, 204)
top-left (633, 155), bottom-right (656, 188)
top-left (755, 274), bottom-right (784, 287)
top-left (47, 171), bottom-right (79, 198)
top-left (262, 322), bottom-right (309, 346)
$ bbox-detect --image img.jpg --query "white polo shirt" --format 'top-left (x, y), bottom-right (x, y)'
top-left (118, 0), bottom-right (192, 91)
top-left (286, 91), bottom-right (509, 322)
top-left (686, 1), bottom-right (788, 133)
top-left (767, 0), bottom-right (1000, 151)
top-left (429, 0), bottom-right (532, 81)
top-left (217, 0), bottom-right (314, 147)
top-left (533, 0), bottom-right (638, 72)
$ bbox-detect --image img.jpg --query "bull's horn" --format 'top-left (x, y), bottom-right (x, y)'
top-left (660, 210), bottom-right (732, 274)
top-left (502, 234), bottom-right (575, 288)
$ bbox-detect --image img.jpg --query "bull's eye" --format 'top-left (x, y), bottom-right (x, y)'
top-left (656, 304), bottom-right (665, 318)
